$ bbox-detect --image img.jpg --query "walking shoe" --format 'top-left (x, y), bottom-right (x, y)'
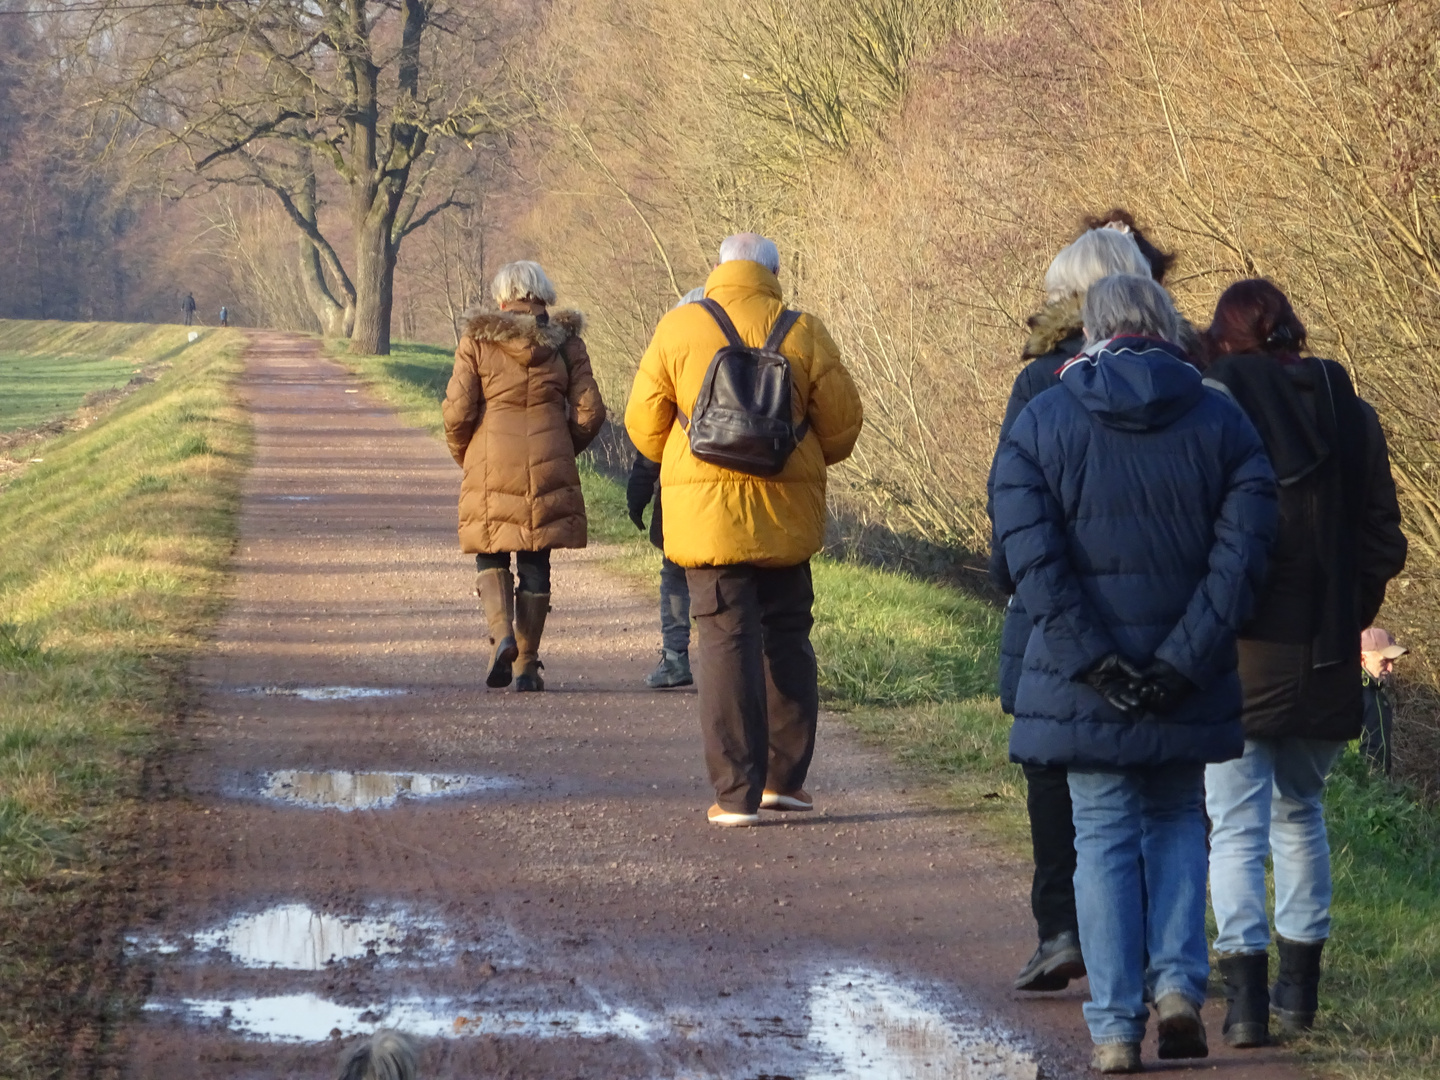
top-left (1217, 951), bottom-right (1270, 1048)
top-left (645, 649), bottom-right (693, 688)
top-left (475, 568), bottom-right (517, 688)
top-left (1155, 992), bottom-right (1209, 1059)
top-left (1089, 1043), bottom-right (1141, 1074)
top-left (1013, 930), bottom-right (1086, 991)
top-left (1271, 936), bottom-right (1325, 1034)
top-left (707, 804), bottom-right (759, 827)
top-left (760, 788), bottom-right (813, 812)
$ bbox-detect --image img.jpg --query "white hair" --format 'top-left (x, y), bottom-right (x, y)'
top-left (718, 233), bottom-right (780, 273)
top-left (1044, 228), bottom-right (1151, 303)
top-left (1082, 274), bottom-right (1181, 344)
top-left (491, 260), bottom-right (557, 306)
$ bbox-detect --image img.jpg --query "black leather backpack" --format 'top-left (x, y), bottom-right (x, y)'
top-left (677, 298), bottom-right (809, 477)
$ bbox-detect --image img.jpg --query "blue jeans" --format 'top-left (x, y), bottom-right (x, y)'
top-left (1206, 738), bottom-right (1344, 953)
top-left (660, 556), bottom-right (691, 655)
top-left (1069, 764), bottom-right (1210, 1044)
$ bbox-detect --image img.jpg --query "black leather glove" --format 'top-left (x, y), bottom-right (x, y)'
top-left (627, 503), bottom-right (646, 530)
top-left (1136, 660), bottom-right (1196, 715)
top-left (1082, 654), bottom-right (1147, 716)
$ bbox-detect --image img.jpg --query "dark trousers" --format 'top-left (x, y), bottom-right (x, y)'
top-left (687, 562), bottom-right (819, 814)
top-left (475, 549), bottom-right (551, 594)
top-left (1024, 762), bottom-right (1079, 941)
top-left (659, 556), bottom-right (691, 655)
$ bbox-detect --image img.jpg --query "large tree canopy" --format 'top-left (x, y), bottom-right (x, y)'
top-left (73, 0), bottom-right (505, 353)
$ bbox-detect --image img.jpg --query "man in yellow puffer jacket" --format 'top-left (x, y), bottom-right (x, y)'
top-left (625, 233), bottom-right (863, 826)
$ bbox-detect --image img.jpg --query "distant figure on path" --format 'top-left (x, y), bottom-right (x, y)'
top-left (1200, 280), bottom-right (1406, 1048)
top-left (181, 292), bottom-right (197, 326)
top-left (625, 233), bottom-right (863, 826)
top-left (993, 274), bottom-right (1277, 1073)
top-left (442, 260), bottom-right (606, 691)
top-left (219, 305), bottom-right (229, 327)
top-left (985, 220), bottom-right (1159, 996)
top-left (1360, 626), bottom-right (1405, 775)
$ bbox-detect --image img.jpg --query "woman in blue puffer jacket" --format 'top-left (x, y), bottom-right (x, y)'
top-left (993, 274), bottom-right (1277, 1074)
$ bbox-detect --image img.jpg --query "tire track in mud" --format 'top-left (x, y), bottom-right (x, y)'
top-left (105, 333), bottom-right (1304, 1079)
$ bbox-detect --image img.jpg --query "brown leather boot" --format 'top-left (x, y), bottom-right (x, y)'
top-left (475, 568), bottom-right (517, 688)
top-left (513, 591), bottom-right (550, 692)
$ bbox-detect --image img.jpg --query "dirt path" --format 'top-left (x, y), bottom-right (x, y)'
top-left (107, 333), bottom-right (1304, 1079)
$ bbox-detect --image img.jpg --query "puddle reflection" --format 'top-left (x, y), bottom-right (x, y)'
top-left (806, 969), bottom-right (1036, 1079)
top-left (261, 770), bottom-right (513, 810)
top-left (241, 686), bottom-right (408, 701)
top-left (145, 994), bottom-right (657, 1044)
top-left (147, 904), bottom-right (445, 969)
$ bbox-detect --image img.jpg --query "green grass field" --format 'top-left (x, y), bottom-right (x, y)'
top-left (0, 319), bottom-right (249, 1076)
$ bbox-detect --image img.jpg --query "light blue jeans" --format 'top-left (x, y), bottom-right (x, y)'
top-left (1206, 737), bottom-right (1344, 953)
top-left (1069, 764), bottom-right (1210, 1045)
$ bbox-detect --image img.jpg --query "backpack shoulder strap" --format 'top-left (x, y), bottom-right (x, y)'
top-left (697, 298), bottom-right (744, 348)
top-left (765, 309), bottom-right (801, 352)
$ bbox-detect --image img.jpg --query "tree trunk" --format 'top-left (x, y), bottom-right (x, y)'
top-left (349, 212), bottom-right (396, 355)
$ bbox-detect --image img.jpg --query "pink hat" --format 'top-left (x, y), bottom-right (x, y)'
top-left (1360, 627), bottom-right (1407, 659)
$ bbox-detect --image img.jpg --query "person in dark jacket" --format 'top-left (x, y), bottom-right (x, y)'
top-left (1359, 626), bottom-right (1405, 774)
top-left (181, 292), bottom-right (197, 326)
top-left (1200, 280), bottom-right (1407, 1048)
top-left (627, 450), bottom-right (693, 687)
top-left (986, 222), bottom-right (1156, 993)
top-left (994, 273), bottom-right (1277, 1073)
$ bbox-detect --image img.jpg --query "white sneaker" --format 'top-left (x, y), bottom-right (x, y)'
top-left (760, 788), bottom-right (813, 812)
top-left (707, 804), bottom-right (760, 827)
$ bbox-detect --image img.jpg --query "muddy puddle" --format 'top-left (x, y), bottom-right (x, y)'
top-left (144, 995), bottom-right (657, 1043)
top-left (260, 769), bottom-right (514, 810)
top-left (142, 964), bottom-right (1038, 1077)
top-left (130, 904), bottom-right (447, 969)
top-left (238, 685), bottom-right (408, 701)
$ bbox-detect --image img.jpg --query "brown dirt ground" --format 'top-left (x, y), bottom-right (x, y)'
top-left (91, 333), bottom-right (1307, 1079)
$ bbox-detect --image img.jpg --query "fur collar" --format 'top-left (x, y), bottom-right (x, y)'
top-left (1022, 295), bottom-right (1085, 359)
top-left (461, 306), bottom-right (585, 349)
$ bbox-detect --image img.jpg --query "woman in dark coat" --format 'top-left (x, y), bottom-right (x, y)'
top-left (994, 273), bottom-right (1276, 1072)
top-left (1200, 280), bottom-right (1407, 1048)
top-left (986, 217), bottom-right (1162, 994)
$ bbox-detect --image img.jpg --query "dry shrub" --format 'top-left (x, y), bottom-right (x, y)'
top-left (515, 0), bottom-right (1440, 782)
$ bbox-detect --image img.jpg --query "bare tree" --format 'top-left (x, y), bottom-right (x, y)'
top-left (65, 0), bottom-right (510, 353)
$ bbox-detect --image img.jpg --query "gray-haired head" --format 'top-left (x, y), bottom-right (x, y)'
top-left (1044, 228), bottom-right (1151, 303)
top-left (336, 1029), bottom-right (418, 1080)
top-left (1082, 274), bottom-right (1182, 345)
top-left (718, 233), bottom-right (780, 274)
top-left (491, 260), bottom-right (557, 307)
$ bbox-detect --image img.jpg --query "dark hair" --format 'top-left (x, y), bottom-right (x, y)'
top-left (1081, 208), bottom-right (1177, 284)
top-left (1204, 279), bottom-right (1307, 360)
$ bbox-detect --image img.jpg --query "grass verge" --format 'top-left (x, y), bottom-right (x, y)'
top-left (0, 319), bottom-right (249, 1077)
top-left (342, 336), bottom-right (1440, 1078)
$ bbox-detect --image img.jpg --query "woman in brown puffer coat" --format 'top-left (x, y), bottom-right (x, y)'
top-left (442, 261), bottom-right (606, 691)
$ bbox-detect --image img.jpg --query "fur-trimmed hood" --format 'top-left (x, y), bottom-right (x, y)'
top-left (461, 306), bottom-right (585, 358)
top-left (1022, 295), bottom-right (1085, 359)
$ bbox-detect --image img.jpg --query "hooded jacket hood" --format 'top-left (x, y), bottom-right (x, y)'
top-left (1060, 335), bottom-right (1203, 431)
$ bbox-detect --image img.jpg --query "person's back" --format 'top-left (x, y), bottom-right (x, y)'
top-left (626, 258), bottom-right (861, 568)
top-left (998, 334), bottom-right (1276, 766)
top-left (625, 232), bottom-right (862, 827)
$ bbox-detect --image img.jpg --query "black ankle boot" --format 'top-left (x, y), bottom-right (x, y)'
top-left (1217, 952), bottom-right (1270, 1047)
top-left (1271, 937), bottom-right (1325, 1034)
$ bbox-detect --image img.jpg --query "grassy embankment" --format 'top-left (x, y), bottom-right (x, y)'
top-left (0, 320), bottom-right (249, 1077)
top-left (339, 338), bottom-right (1440, 1080)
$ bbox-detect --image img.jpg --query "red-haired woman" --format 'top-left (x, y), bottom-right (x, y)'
top-left (1200, 280), bottom-right (1406, 1048)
